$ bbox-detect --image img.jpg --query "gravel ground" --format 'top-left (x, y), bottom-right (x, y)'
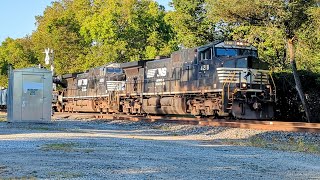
top-left (0, 116), bottom-right (319, 179)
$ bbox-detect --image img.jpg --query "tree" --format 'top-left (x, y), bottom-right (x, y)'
top-left (32, 0), bottom-right (90, 75)
top-left (79, 0), bottom-right (175, 65)
top-left (206, 0), bottom-right (318, 122)
top-left (295, 6), bottom-right (320, 73)
top-left (224, 25), bottom-right (287, 71)
top-left (165, 0), bottom-right (220, 48)
top-left (0, 37), bottom-right (38, 87)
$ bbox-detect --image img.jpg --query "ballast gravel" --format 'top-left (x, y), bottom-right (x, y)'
top-left (0, 117), bottom-right (319, 179)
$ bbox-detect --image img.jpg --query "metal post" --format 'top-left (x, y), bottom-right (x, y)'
top-left (44, 48), bottom-right (55, 90)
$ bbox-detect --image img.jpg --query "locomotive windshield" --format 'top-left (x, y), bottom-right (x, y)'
top-left (216, 48), bottom-right (237, 56)
top-left (106, 68), bottom-right (122, 74)
top-left (216, 48), bottom-right (257, 57)
top-left (223, 56), bottom-right (269, 70)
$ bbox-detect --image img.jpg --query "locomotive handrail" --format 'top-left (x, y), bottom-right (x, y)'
top-left (269, 72), bottom-right (277, 102)
top-left (221, 71), bottom-right (237, 108)
top-left (227, 72), bottom-right (238, 100)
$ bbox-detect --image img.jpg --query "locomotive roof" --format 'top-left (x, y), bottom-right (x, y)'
top-left (146, 58), bottom-right (171, 64)
top-left (90, 63), bottom-right (121, 70)
top-left (215, 41), bottom-right (257, 50)
top-left (120, 60), bottom-right (149, 69)
top-left (62, 72), bottom-right (82, 79)
top-left (197, 41), bottom-right (257, 51)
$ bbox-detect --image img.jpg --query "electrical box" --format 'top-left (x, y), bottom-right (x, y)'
top-left (7, 67), bottom-right (52, 122)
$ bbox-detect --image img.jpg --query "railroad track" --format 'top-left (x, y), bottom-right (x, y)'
top-left (53, 112), bottom-right (320, 133)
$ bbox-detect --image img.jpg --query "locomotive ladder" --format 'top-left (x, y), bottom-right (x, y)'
top-left (222, 71), bottom-right (238, 111)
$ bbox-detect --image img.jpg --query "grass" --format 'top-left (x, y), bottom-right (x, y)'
top-left (40, 142), bottom-right (95, 153)
top-left (41, 142), bottom-right (79, 152)
top-left (47, 171), bottom-right (83, 179)
top-left (220, 137), bottom-right (320, 154)
top-left (152, 125), bottom-right (171, 131)
top-left (2, 176), bottom-right (37, 180)
top-left (0, 115), bottom-right (7, 122)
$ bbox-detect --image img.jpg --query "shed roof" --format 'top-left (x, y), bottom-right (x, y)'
top-left (13, 67), bottom-right (52, 73)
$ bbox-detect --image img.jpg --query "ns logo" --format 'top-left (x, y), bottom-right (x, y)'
top-left (147, 68), bottom-right (167, 78)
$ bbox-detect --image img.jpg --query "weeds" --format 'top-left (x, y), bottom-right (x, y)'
top-left (152, 125), bottom-right (172, 131)
top-left (221, 136), bottom-right (320, 154)
top-left (41, 143), bottom-right (78, 152)
top-left (0, 116), bottom-right (6, 122)
top-left (40, 142), bottom-right (95, 153)
top-left (47, 171), bottom-right (83, 178)
top-left (248, 137), bottom-right (268, 148)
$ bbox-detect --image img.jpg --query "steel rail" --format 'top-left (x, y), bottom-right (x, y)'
top-left (53, 112), bottom-right (320, 133)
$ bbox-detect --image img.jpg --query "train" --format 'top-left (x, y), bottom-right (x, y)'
top-left (53, 41), bottom-right (276, 120)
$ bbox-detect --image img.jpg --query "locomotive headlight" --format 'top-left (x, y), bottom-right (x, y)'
top-left (241, 83), bottom-right (247, 88)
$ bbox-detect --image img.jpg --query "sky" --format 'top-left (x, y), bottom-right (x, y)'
top-left (0, 0), bottom-right (172, 44)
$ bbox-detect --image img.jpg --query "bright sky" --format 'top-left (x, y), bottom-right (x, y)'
top-left (0, 0), bottom-right (172, 44)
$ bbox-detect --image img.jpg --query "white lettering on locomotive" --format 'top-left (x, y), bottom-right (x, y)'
top-left (77, 79), bottom-right (88, 86)
top-left (200, 64), bottom-right (209, 71)
top-left (105, 81), bottom-right (125, 91)
top-left (155, 79), bottom-right (165, 86)
top-left (157, 68), bottom-right (167, 77)
top-left (147, 68), bottom-right (167, 78)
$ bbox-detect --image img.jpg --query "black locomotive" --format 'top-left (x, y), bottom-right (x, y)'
top-left (56, 41), bottom-right (276, 119)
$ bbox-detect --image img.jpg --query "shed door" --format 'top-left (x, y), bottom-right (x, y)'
top-left (22, 74), bottom-right (44, 121)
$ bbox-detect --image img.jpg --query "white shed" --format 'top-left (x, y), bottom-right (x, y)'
top-left (7, 67), bottom-right (52, 122)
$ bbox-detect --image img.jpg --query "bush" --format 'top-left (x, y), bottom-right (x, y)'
top-left (273, 71), bottom-right (320, 122)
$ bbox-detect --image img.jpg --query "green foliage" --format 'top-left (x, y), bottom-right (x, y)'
top-left (295, 7), bottom-right (320, 73)
top-left (32, 0), bottom-right (90, 75)
top-left (273, 70), bottom-right (320, 121)
top-left (228, 25), bottom-right (287, 71)
top-left (0, 37), bottom-right (38, 87)
top-left (79, 0), bottom-right (175, 65)
top-left (0, 0), bottom-right (319, 89)
top-left (166, 0), bottom-right (220, 48)
top-left (0, 0), bottom-right (177, 86)
top-left (206, 0), bottom-right (318, 71)
top-left (41, 142), bottom-right (79, 152)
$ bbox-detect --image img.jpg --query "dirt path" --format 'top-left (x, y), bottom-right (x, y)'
top-left (0, 119), bottom-right (319, 179)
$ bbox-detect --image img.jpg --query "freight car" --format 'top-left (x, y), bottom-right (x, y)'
top-left (58, 41), bottom-right (276, 119)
